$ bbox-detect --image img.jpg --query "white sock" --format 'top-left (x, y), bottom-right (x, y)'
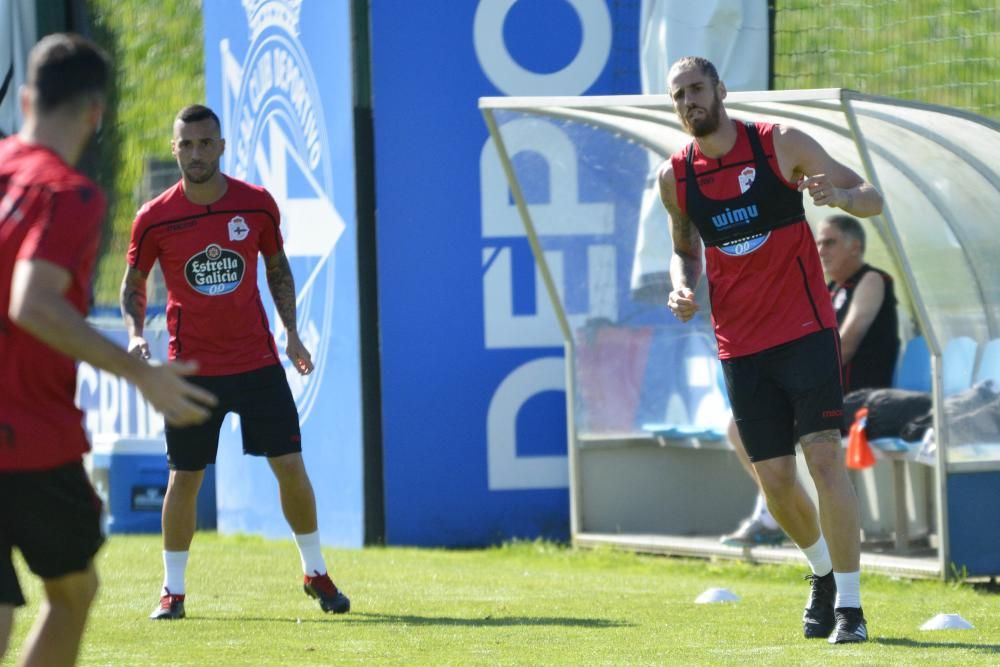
top-left (294, 530), bottom-right (327, 577)
top-left (799, 535), bottom-right (833, 576)
top-left (834, 571), bottom-right (862, 608)
top-left (162, 550), bottom-right (189, 596)
top-left (752, 493), bottom-right (780, 530)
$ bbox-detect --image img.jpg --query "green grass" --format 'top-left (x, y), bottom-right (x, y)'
top-left (4, 535), bottom-right (999, 666)
top-left (773, 1), bottom-right (1000, 120)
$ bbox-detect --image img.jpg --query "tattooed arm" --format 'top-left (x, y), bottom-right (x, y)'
top-left (14, 260), bottom-right (216, 425)
top-left (120, 265), bottom-right (151, 359)
top-left (658, 160), bottom-right (703, 322)
top-left (265, 250), bottom-right (313, 375)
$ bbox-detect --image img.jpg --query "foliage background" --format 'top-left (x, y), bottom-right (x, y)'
top-left (773, 0), bottom-right (999, 120)
top-left (82, 1), bottom-right (999, 307)
top-left (87, 0), bottom-right (205, 308)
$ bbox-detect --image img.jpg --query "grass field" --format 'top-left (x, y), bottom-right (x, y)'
top-left (773, 0), bottom-right (1000, 120)
top-left (3, 535), bottom-right (999, 666)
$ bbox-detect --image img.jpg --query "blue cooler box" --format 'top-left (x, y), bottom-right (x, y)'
top-left (89, 436), bottom-right (216, 533)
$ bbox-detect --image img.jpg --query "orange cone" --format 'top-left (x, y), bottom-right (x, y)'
top-left (846, 407), bottom-right (876, 470)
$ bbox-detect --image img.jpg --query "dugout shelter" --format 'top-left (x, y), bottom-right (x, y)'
top-left (479, 89), bottom-right (1000, 579)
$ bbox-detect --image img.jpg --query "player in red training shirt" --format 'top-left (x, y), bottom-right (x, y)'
top-left (121, 105), bottom-right (349, 620)
top-left (1, 35), bottom-right (215, 667)
top-left (659, 57), bottom-right (884, 644)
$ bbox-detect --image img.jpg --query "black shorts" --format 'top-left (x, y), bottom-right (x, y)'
top-left (0, 461), bottom-right (105, 607)
top-left (722, 328), bottom-right (844, 462)
top-left (165, 364), bottom-right (302, 471)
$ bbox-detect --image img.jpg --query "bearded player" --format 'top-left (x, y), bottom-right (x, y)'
top-left (660, 56), bottom-right (883, 644)
top-left (121, 105), bottom-right (349, 620)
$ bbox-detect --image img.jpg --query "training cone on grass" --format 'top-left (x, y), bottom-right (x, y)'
top-left (846, 407), bottom-right (876, 470)
top-left (695, 588), bottom-right (740, 604)
top-left (920, 613), bottom-right (974, 630)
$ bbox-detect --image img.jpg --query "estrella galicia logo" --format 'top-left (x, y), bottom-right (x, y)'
top-left (719, 232), bottom-right (771, 256)
top-left (184, 244), bottom-right (245, 295)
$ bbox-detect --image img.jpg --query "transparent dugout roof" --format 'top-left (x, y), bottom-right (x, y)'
top-left (481, 90), bottom-right (1000, 466)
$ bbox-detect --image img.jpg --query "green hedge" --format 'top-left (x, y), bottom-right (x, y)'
top-left (85, 1), bottom-right (997, 306)
top-left (88, 0), bottom-right (205, 307)
top-left (774, 1), bottom-right (999, 120)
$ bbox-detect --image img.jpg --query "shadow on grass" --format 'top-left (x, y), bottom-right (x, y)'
top-left (343, 612), bottom-right (631, 628)
top-left (187, 616), bottom-right (332, 625)
top-left (971, 579), bottom-right (1000, 595)
top-left (875, 638), bottom-right (1000, 653)
top-left (190, 612), bottom-right (631, 628)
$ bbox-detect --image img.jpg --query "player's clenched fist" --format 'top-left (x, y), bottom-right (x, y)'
top-left (668, 287), bottom-right (699, 322)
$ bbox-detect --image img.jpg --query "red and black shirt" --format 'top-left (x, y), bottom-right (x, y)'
top-left (671, 121), bottom-right (838, 358)
top-left (0, 137), bottom-right (106, 470)
top-left (127, 176), bottom-right (283, 376)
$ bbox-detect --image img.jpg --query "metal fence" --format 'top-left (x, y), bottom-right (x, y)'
top-left (773, 0), bottom-right (1000, 121)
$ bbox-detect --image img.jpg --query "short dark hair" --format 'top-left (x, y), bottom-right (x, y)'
top-left (27, 33), bottom-right (110, 112)
top-left (669, 56), bottom-right (720, 87)
top-left (824, 214), bottom-right (866, 253)
top-left (175, 104), bottom-right (221, 131)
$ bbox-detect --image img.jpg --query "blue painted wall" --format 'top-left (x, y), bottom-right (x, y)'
top-left (947, 471), bottom-right (1000, 576)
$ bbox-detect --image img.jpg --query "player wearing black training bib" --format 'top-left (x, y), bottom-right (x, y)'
top-left (661, 56), bottom-right (884, 644)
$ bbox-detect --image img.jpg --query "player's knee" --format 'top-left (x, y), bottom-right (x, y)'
top-left (801, 434), bottom-right (845, 476)
top-left (806, 459), bottom-right (852, 495)
top-left (44, 567), bottom-right (99, 615)
top-left (755, 460), bottom-right (798, 496)
top-left (268, 452), bottom-right (306, 478)
top-left (810, 462), bottom-right (852, 497)
top-left (168, 469), bottom-right (205, 496)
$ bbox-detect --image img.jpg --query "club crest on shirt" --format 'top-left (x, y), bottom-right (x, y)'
top-left (738, 166), bottom-right (756, 194)
top-left (228, 215), bottom-right (249, 241)
top-left (185, 244), bottom-right (245, 296)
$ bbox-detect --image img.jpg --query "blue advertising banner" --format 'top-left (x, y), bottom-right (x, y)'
top-left (76, 323), bottom-right (169, 439)
top-left (371, 0), bottom-right (643, 545)
top-left (202, 0), bottom-right (364, 546)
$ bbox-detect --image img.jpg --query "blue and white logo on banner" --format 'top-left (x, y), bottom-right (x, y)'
top-left (220, 1), bottom-right (344, 419)
top-left (204, 0), bottom-right (363, 546)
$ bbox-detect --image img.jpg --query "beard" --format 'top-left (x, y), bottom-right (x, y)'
top-left (681, 93), bottom-right (723, 137)
top-left (182, 160), bottom-right (218, 184)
